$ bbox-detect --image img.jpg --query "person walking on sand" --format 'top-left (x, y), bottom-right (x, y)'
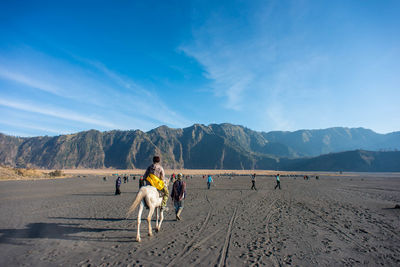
top-left (207, 175), bottom-right (213, 189)
top-left (274, 173), bottom-right (281, 190)
top-left (251, 173), bottom-right (257, 190)
top-left (143, 156), bottom-right (169, 211)
top-left (115, 176), bottom-right (121, 195)
top-left (171, 173), bottom-right (186, 220)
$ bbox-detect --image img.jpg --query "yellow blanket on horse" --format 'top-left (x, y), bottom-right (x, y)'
top-left (146, 173), bottom-right (165, 191)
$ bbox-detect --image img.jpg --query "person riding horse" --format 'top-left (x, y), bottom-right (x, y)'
top-left (143, 156), bottom-right (169, 211)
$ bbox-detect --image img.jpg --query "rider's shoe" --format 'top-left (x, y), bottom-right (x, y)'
top-left (160, 206), bottom-right (169, 212)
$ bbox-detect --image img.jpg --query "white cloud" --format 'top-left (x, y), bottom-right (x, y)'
top-left (82, 59), bottom-right (192, 128)
top-left (0, 48), bottom-right (192, 133)
top-left (0, 67), bottom-right (63, 95)
top-left (65, 54), bottom-right (192, 128)
top-left (0, 99), bottom-right (116, 128)
top-left (0, 119), bottom-right (70, 134)
top-left (180, 2), bottom-right (332, 131)
top-left (180, 43), bottom-right (255, 111)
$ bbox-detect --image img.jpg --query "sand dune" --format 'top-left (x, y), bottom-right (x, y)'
top-left (0, 173), bottom-right (399, 266)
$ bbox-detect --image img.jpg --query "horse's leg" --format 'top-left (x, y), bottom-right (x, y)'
top-left (147, 206), bottom-right (155, 237)
top-left (155, 207), bottom-right (160, 232)
top-left (136, 202), bottom-right (144, 242)
top-left (158, 208), bottom-right (164, 231)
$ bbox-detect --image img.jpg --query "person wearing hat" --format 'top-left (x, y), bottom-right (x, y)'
top-left (171, 173), bottom-right (186, 220)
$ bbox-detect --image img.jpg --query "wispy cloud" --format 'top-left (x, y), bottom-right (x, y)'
top-left (180, 1), bottom-right (330, 130)
top-left (0, 66), bottom-right (63, 96)
top-left (72, 55), bottom-right (192, 128)
top-left (0, 47), bottom-right (192, 134)
top-left (180, 42), bottom-right (255, 111)
top-left (0, 119), bottom-right (70, 134)
top-left (0, 98), bottom-right (116, 128)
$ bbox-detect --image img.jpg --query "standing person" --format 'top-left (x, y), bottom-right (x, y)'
top-left (171, 173), bottom-right (186, 220)
top-left (274, 173), bottom-right (281, 190)
top-left (207, 175), bottom-right (213, 189)
top-left (115, 176), bottom-right (121, 195)
top-left (139, 176), bottom-right (145, 188)
top-left (143, 156), bottom-right (169, 211)
top-left (251, 173), bottom-right (257, 190)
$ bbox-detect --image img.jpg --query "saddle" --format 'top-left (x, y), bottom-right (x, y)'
top-left (146, 173), bottom-right (165, 190)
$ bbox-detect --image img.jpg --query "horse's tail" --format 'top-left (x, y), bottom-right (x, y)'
top-left (126, 189), bottom-right (145, 218)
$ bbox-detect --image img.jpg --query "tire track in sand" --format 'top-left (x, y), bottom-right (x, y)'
top-left (217, 205), bottom-right (239, 267)
top-left (262, 198), bottom-right (281, 267)
top-left (186, 189), bottom-right (250, 267)
top-left (128, 194), bottom-right (212, 258)
top-left (166, 195), bottom-right (213, 267)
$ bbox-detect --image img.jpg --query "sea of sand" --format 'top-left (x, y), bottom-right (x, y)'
top-left (0, 171), bottom-right (399, 266)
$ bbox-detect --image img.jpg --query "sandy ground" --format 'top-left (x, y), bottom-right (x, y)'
top-left (0, 173), bottom-right (399, 266)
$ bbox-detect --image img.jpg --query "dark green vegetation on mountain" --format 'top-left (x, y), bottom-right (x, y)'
top-left (0, 124), bottom-right (399, 171)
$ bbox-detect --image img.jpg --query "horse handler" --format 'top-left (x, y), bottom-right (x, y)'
top-left (143, 156), bottom-right (169, 211)
top-left (171, 173), bottom-right (186, 220)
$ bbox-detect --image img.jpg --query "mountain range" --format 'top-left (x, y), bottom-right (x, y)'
top-left (0, 123), bottom-right (399, 171)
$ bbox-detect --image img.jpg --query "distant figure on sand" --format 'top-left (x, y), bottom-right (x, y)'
top-left (139, 176), bottom-right (145, 188)
top-left (143, 156), bottom-right (169, 211)
top-left (207, 175), bottom-right (213, 189)
top-left (171, 173), bottom-right (186, 220)
top-left (115, 176), bottom-right (121, 195)
top-left (274, 174), bottom-right (281, 190)
top-left (251, 173), bottom-right (257, 190)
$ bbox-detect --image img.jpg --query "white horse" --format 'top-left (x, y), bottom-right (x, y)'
top-left (126, 184), bottom-right (168, 242)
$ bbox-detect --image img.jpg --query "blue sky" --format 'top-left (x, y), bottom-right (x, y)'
top-left (0, 0), bottom-right (399, 136)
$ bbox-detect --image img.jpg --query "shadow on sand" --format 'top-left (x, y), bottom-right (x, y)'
top-left (0, 222), bottom-right (136, 244)
top-left (71, 191), bottom-right (139, 197)
top-left (49, 216), bottom-right (177, 223)
top-left (49, 216), bottom-right (133, 222)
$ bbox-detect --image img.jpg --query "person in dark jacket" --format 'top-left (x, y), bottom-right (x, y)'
top-left (115, 176), bottom-right (121, 195)
top-left (251, 173), bottom-right (257, 190)
top-left (171, 173), bottom-right (186, 220)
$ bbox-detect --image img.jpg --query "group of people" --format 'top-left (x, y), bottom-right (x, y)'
top-left (116, 156), bottom-right (286, 220)
top-left (249, 173), bottom-right (281, 190)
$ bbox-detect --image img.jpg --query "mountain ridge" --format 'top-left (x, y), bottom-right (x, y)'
top-left (0, 124), bottom-right (399, 171)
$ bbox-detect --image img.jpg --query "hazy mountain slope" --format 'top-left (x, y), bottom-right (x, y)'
top-left (0, 134), bottom-right (24, 166)
top-left (0, 124), bottom-right (399, 170)
top-left (280, 150), bottom-right (400, 172)
top-left (263, 127), bottom-right (399, 157)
